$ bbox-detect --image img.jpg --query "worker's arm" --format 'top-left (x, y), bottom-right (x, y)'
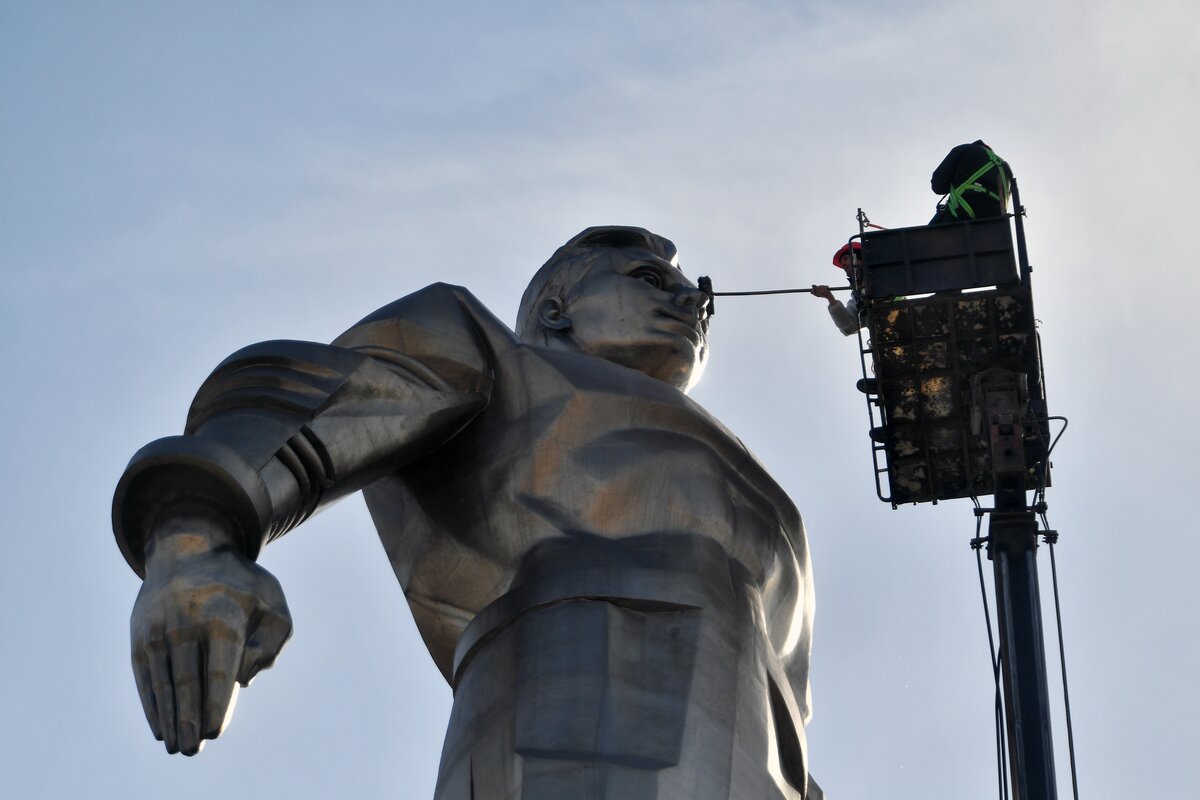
top-left (931, 144), bottom-right (967, 194)
top-left (813, 285), bottom-right (861, 336)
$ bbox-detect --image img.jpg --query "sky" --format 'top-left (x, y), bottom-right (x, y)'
top-left (3, 1), bottom-right (1198, 797)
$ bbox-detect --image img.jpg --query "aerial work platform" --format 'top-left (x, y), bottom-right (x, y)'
top-left (856, 201), bottom-right (1068, 798)
top-left (853, 212), bottom-right (1049, 506)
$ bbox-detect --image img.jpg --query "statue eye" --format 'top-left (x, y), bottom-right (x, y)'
top-left (630, 268), bottom-right (663, 289)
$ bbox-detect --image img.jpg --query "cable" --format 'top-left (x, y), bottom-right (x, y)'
top-left (972, 515), bottom-right (1011, 800)
top-left (1042, 519), bottom-right (1081, 800)
top-left (1031, 416), bottom-right (1068, 507)
top-left (1043, 417), bottom-right (1068, 459)
top-left (1024, 414), bottom-right (1068, 506)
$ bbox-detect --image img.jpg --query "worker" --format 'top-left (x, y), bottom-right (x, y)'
top-left (811, 241), bottom-right (864, 336)
top-left (929, 140), bottom-right (1014, 224)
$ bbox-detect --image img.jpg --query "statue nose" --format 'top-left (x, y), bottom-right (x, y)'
top-left (671, 285), bottom-right (710, 319)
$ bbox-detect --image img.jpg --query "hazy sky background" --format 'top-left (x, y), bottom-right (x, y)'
top-left (3, 1), bottom-right (1197, 797)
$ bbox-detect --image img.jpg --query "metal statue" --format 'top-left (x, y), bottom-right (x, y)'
top-left (113, 226), bottom-right (822, 799)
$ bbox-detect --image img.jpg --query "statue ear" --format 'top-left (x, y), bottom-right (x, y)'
top-left (538, 298), bottom-right (572, 331)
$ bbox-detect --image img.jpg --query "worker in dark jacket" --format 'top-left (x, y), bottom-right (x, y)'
top-left (929, 140), bottom-right (1014, 224)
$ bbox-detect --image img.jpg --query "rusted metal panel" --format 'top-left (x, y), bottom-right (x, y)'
top-left (864, 287), bottom-right (1046, 505)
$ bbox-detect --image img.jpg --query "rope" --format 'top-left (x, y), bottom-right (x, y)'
top-left (856, 209), bottom-right (890, 230)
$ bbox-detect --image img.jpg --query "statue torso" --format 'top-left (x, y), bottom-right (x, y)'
top-left (363, 340), bottom-right (810, 682)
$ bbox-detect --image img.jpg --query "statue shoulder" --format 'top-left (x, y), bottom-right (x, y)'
top-left (333, 282), bottom-right (518, 360)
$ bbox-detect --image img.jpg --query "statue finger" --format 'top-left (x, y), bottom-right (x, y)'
top-left (202, 631), bottom-right (243, 740)
top-left (237, 610), bottom-right (292, 687)
top-left (131, 647), bottom-right (162, 740)
top-left (145, 639), bottom-right (179, 753)
top-left (167, 636), bottom-right (204, 756)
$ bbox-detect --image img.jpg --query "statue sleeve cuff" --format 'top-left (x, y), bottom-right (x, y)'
top-left (112, 435), bottom-right (274, 577)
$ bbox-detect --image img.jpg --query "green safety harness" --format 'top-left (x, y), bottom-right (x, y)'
top-left (945, 147), bottom-right (1010, 220)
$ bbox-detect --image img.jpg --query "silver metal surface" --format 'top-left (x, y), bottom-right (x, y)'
top-left (114, 226), bottom-right (820, 799)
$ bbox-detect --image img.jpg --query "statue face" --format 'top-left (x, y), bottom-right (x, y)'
top-left (557, 246), bottom-right (710, 391)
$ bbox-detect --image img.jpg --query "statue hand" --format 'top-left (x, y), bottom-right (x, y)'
top-left (130, 515), bottom-right (292, 756)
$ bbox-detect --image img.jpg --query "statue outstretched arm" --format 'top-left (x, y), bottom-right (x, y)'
top-left (115, 283), bottom-right (502, 754)
top-left (113, 283), bottom-right (498, 575)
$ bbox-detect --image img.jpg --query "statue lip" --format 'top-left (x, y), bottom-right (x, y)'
top-left (653, 306), bottom-right (706, 341)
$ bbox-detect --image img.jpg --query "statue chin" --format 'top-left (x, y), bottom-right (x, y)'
top-left (571, 338), bottom-right (707, 393)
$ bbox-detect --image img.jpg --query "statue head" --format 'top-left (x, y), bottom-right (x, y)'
top-left (517, 226), bottom-right (710, 391)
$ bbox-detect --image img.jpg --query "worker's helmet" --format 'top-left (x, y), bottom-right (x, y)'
top-left (832, 241), bottom-right (863, 269)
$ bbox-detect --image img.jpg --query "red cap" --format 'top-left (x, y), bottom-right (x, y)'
top-left (832, 241), bottom-right (863, 269)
